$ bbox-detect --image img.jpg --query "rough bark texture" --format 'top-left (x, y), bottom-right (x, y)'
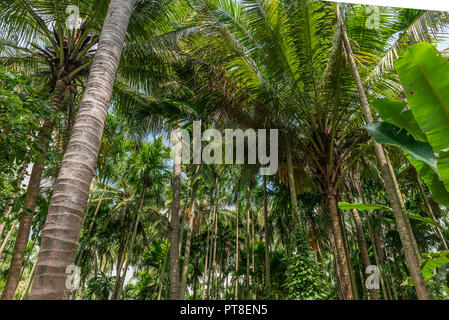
top-left (339, 13), bottom-right (429, 300)
top-left (0, 163), bottom-right (27, 240)
top-left (345, 181), bottom-right (378, 300)
top-left (263, 176), bottom-right (270, 289)
top-left (1, 118), bottom-right (54, 300)
top-left (169, 126), bottom-right (182, 300)
top-left (180, 182), bottom-right (199, 299)
top-left (245, 186), bottom-right (251, 299)
top-left (326, 185), bottom-right (353, 300)
top-left (29, 0), bottom-right (135, 299)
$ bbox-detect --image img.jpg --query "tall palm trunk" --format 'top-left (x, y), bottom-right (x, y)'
top-left (245, 186), bottom-right (251, 299)
top-left (326, 184), bottom-right (353, 300)
top-left (180, 181), bottom-right (199, 299)
top-left (169, 123), bottom-right (182, 300)
top-left (0, 163), bottom-right (27, 240)
top-left (345, 180), bottom-right (377, 300)
top-left (115, 192), bottom-right (145, 299)
top-left (339, 8), bottom-right (428, 300)
top-left (234, 204), bottom-right (240, 300)
top-left (0, 220), bottom-right (18, 258)
top-left (29, 0), bottom-right (136, 300)
top-left (178, 179), bottom-right (192, 259)
top-left (1, 85), bottom-right (62, 299)
top-left (286, 138), bottom-right (299, 227)
top-left (210, 176), bottom-right (220, 299)
top-left (201, 202), bottom-right (214, 300)
top-left (414, 169), bottom-right (449, 250)
top-left (157, 233), bottom-right (170, 300)
top-left (263, 176), bottom-right (270, 290)
top-left (113, 207), bottom-right (130, 299)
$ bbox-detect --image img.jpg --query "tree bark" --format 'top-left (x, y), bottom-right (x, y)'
top-left (1, 113), bottom-right (57, 299)
top-left (326, 184), bottom-right (353, 300)
top-left (0, 162), bottom-right (27, 240)
top-left (339, 9), bottom-right (428, 299)
top-left (169, 124), bottom-right (182, 300)
top-left (414, 169), bottom-right (449, 251)
top-left (345, 180), bottom-right (378, 300)
top-left (234, 203), bottom-right (240, 300)
top-left (245, 185), bottom-right (251, 299)
top-left (0, 220), bottom-right (18, 258)
top-left (263, 176), bottom-right (270, 290)
top-left (210, 176), bottom-right (220, 299)
top-left (180, 181), bottom-right (199, 299)
top-left (157, 234), bottom-right (170, 300)
top-left (286, 138), bottom-right (299, 227)
top-left (29, 0), bottom-right (136, 300)
top-left (113, 207), bottom-right (130, 300)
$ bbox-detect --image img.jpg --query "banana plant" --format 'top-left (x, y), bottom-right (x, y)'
top-left (365, 42), bottom-right (449, 206)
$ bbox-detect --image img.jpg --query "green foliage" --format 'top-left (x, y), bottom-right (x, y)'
top-left (338, 201), bottom-right (392, 212)
top-left (283, 232), bottom-right (335, 300)
top-left (0, 66), bottom-right (50, 211)
top-left (366, 43), bottom-right (449, 207)
top-left (402, 251), bottom-right (449, 287)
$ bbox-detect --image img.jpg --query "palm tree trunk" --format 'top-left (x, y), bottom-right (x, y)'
top-left (345, 180), bottom-right (378, 300)
top-left (201, 203), bottom-right (214, 300)
top-left (0, 220), bottom-right (18, 258)
top-left (245, 186), bottom-right (251, 299)
top-left (180, 181), bottom-right (199, 299)
top-left (326, 184), bottom-right (353, 300)
top-left (0, 163), bottom-right (27, 240)
top-left (234, 205), bottom-right (240, 300)
top-left (286, 138), bottom-right (299, 227)
top-left (20, 257), bottom-right (37, 300)
top-left (1, 109), bottom-right (60, 300)
top-left (339, 10), bottom-right (428, 299)
top-left (178, 179), bottom-right (191, 259)
top-left (29, 0), bottom-right (136, 300)
top-left (414, 169), bottom-right (449, 250)
top-left (116, 192), bottom-right (145, 299)
top-left (263, 176), bottom-right (270, 290)
top-left (113, 207), bottom-right (130, 299)
top-left (169, 123), bottom-right (182, 300)
top-left (210, 176), bottom-right (220, 299)
top-left (157, 234), bottom-right (170, 300)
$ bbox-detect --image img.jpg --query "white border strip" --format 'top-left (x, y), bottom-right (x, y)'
top-left (323, 0), bottom-right (449, 11)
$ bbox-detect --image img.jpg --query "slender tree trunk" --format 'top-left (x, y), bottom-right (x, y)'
top-left (1, 109), bottom-right (60, 300)
top-left (414, 169), bottom-right (449, 250)
top-left (286, 138), bottom-right (299, 227)
top-left (245, 186), bottom-right (251, 299)
top-left (178, 179), bottom-right (191, 259)
top-left (234, 205), bottom-right (240, 300)
top-left (157, 234), bottom-right (170, 300)
top-left (116, 190), bottom-right (146, 299)
top-left (210, 176), bottom-right (220, 299)
top-left (345, 180), bottom-right (378, 300)
top-left (0, 220), bottom-right (18, 258)
top-left (180, 181), bottom-right (199, 299)
top-left (29, 0), bottom-right (136, 300)
top-left (202, 203), bottom-right (214, 300)
top-left (0, 163), bottom-right (27, 240)
top-left (20, 257), bottom-right (37, 300)
top-left (263, 176), bottom-right (270, 290)
top-left (113, 207), bottom-right (130, 299)
top-left (326, 184), bottom-right (353, 300)
top-left (207, 195), bottom-right (216, 299)
top-left (169, 124), bottom-right (182, 300)
top-left (339, 10), bottom-right (428, 299)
